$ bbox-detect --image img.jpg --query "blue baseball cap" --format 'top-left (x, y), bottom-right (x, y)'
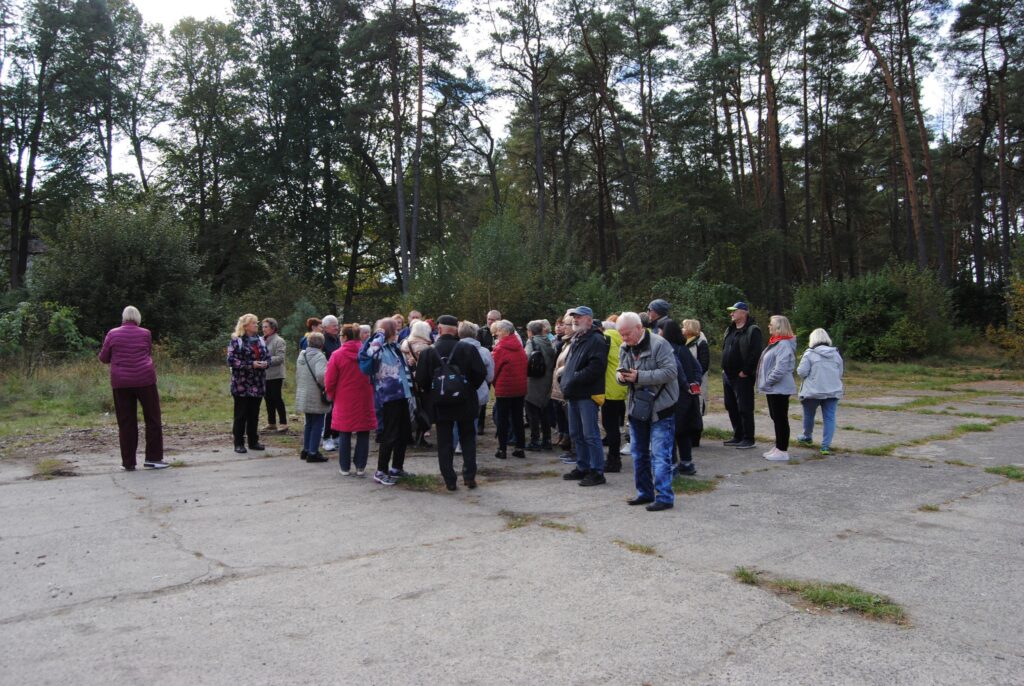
top-left (727, 301), bottom-right (749, 312)
top-left (569, 306), bottom-right (594, 317)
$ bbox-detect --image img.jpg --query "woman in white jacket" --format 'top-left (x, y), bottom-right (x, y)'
top-left (796, 328), bottom-right (844, 456)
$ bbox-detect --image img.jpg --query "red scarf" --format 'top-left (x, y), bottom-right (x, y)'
top-left (768, 334), bottom-right (794, 346)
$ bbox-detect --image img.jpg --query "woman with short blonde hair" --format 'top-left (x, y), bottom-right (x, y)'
top-left (228, 313), bottom-right (269, 453)
top-left (756, 314), bottom-right (797, 461)
top-left (682, 319), bottom-right (710, 446)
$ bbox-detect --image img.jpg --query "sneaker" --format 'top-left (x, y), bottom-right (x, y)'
top-left (563, 468), bottom-right (587, 481)
top-left (735, 440), bottom-right (756, 450)
top-left (339, 464), bottom-right (351, 476)
top-left (373, 471), bottom-right (396, 485)
top-left (121, 465), bottom-right (136, 472)
top-left (248, 443), bottom-right (266, 451)
top-left (277, 424), bottom-right (290, 434)
top-left (323, 438), bottom-right (337, 452)
top-left (389, 468), bottom-right (413, 479)
top-left (262, 424), bottom-right (278, 432)
top-left (559, 453), bottom-right (577, 464)
top-left (306, 452), bottom-right (328, 463)
top-left (723, 438), bottom-right (743, 446)
top-left (495, 449), bottom-right (507, 460)
top-left (511, 449), bottom-right (526, 458)
top-left (454, 444), bottom-right (462, 455)
top-left (645, 501), bottom-right (673, 512)
top-left (234, 445), bottom-right (247, 454)
top-left (620, 444), bottom-right (630, 455)
top-left (579, 472), bottom-right (607, 487)
top-left (300, 450), bottom-right (308, 461)
top-left (763, 447), bottom-right (781, 458)
top-left (355, 469), bottom-right (366, 477)
top-left (797, 436), bottom-right (813, 445)
top-left (820, 448), bottom-right (831, 456)
top-left (677, 461), bottom-right (697, 476)
top-left (465, 478), bottom-right (477, 490)
top-left (143, 461), bottom-right (170, 469)
top-left (765, 450), bottom-right (790, 462)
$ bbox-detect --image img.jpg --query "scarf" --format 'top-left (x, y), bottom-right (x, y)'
top-left (768, 334), bottom-right (794, 346)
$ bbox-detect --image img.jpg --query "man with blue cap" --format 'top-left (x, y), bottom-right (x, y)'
top-left (721, 301), bottom-right (763, 449)
top-left (559, 306), bottom-right (611, 487)
top-left (647, 299), bottom-right (671, 336)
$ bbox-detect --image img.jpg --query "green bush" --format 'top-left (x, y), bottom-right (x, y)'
top-left (30, 197), bottom-right (220, 344)
top-left (0, 300), bottom-right (96, 364)
top-left (650, 274), bottom-right (745, 345)
top-left (792, 265), bottom-right (953, 361)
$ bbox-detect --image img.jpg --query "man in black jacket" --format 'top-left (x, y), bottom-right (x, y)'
top-left (720, 302), bottom-right (763, 449)
top-left (416, 315), bottom-right (488, 490)
top-left (560, 306), bottom-right (611, 486)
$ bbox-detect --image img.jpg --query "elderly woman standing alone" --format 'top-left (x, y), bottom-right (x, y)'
top-left (228, 313), bottom-right (269, 454)
top-left (99, 306), bottom-right (167, 471)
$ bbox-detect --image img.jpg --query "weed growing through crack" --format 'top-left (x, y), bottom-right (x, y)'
top-left (499, 510), bottom-right (538, 529)
top-left (944, 459), bottom-right (973, 467)
top-left (985, 465), bottom-right (1024, 481)
top-left (170, 460), bottom-right (187, 468)
top-left (732, 567), bottom-right (907, 624)
top-left (540, 520), bottom-right (584, 533)
top-left (917, 504), bottom-right (940, 512)
top-left (673, 475), bottom-right (718, 494)
top-left (33, 458), bottom-right (75, 480)
top-left (395, 474), bottom-right (447, 492)
top-left (614, 539), bottom-right (657, 556)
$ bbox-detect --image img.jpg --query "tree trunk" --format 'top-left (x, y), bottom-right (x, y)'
top-left (410, 0), bottom-right (425, 279)
top-left (388, 19), bottom-right (409, 294)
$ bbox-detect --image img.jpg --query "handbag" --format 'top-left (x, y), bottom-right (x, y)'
top-left (629, 385), bottom-right (659, 422)
top-left (303, 352), bottom-right (330, 405)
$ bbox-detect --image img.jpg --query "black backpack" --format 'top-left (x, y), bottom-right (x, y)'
top-left (430, 348), bottom-right (470, 406)
top-left (527, 346), bottom-right (547, 378)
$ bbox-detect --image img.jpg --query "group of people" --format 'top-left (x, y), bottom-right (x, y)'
top-left (98, 299), bottom-right (845, 511)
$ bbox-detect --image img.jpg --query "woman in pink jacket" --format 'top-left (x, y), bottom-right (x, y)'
top-left (98, 306), bottom-right (167, 471)
top-left (324, 323), bottom-right (377, 475)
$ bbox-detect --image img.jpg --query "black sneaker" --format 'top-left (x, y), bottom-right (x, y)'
top-left (300, 450), bottom-right (308, 461)
top-left (121, 465), bottom-right (136, 472)
top-left (143, 461), bottom-right (170, 469)
top-left (677, 461), bottom-right (697, 476)
top-left (445, 482), bottom-right (458, 491)
top-left (723, 438), bottom-right (743, 446)
top-left (234, 445), bottom-right (247, 454)
top-left (646, 501), bottom-right (673, 512)
top-left (511, 449), bottom-right (526, 458)
top-left (495, 449), bottom-right (507, 460)
top-left (306, 452), bottom-right (328, 463)
top-left (465, 478), bottom-right (477, 490)
top-left (563, 468), bottom-right (587, 481)
top-left (735, 440), bottom-right (756, 450)
top-left (248, 443), bottom-right (266, 451)
top-left (605, 461), bottom-right (622, 473)
top-left (579, 472), bottom-right (606, 487)
top-left (627, 496), bottom-right (653, 506)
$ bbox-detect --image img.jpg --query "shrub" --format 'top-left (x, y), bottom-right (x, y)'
top-left (650, 274), bottom-right (745, 345)
top-left (792, 265), bottom-right (953, 361)
top-left (986, 278), bottom-right (1024, 363)
top-left (0, 301), bottom-right (96, 365)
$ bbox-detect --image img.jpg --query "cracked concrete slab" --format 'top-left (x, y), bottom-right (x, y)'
top-left (1, 389), bottom-right (1023, 684)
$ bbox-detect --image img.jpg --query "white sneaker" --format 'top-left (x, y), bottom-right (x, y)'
top-left (763, 447), bottom-right (780, 458)
top-left (323, 438), bottom-right (337, 452)
top-left (355, 469), bottom-right (366, 477)
top-left (454, 444), bottom-right (462, 455)
top-left (765, 449), bottom-right (790, 462)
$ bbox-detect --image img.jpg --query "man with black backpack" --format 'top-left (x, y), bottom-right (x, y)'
top-left (415, 315), bottom-right (487, 491)
top-left (524, 320), bottom-right (556, 451)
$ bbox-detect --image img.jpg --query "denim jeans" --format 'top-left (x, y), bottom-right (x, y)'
top-left (568, 398), bottom-right (604, 474)
top-left (630, 414), bottom-right (676, 505)
top-left (303, 413), bottom-right (325, 455)
top-left (801, 398), bottom-right (838, 449)
top-left (338, 431), bottom-right (370, 471)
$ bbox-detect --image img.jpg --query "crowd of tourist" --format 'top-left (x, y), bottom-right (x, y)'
top-left (99, 300), bottom-right (845, 511)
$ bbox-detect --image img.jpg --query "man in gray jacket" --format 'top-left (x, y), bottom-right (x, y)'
top-left (616, 312), bottom-right (680, 512)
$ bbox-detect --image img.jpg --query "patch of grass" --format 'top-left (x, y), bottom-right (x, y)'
top-left (395, 474), bottom-right (447, 492)
top-left (917, 504), bottom-right (940, 512)
top-left (540, 520), bottom-right (584, 533)
top-left (861, 444), bottom-right (899, 456)
top-left (33, 458), bottom-right (72, 480)
top-left (170, 459), bottom-right (187, 468)
top-left (733, 566), bottom-right (759, 585)
top-left (672, 475), bottom-right (718, 494)
top-left (954, 422), bottom-right (993, 434)
top-left (702, 427), bottom-right (733, 441)
top-left (499, 510), bottom-right (538, 529)
top-left (733, 568), bottom-right (907, 624)
top-left (985, 465), bottom-right (1024, 481)
top-left (613, 539), bottom-right (657, 556)
top-left (944, 459), bottom-right (973, 467)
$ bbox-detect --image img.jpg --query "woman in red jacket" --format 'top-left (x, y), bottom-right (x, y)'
top-left (491, 319), bottom-right (528, 459)
top-left (324, 323), bottom-right (377, 475)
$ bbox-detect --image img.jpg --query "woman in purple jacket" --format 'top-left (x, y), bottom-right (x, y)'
top-left (98, 306), bottom-right (167, 471)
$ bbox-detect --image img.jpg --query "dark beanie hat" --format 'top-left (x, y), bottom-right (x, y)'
top-left (647, 299), bottom-right (670, 317)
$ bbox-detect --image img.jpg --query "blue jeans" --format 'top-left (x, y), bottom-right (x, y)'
top-left (630, 414), bottom-right (676, 505)
top-left (568, 398), bottom-right (604, 474)
top-left (303, 413), bottom-right (326, 455)
top-left (338, 431), bottom-right (370, 471)
top-left (800, 398), bottom-right (838, 449)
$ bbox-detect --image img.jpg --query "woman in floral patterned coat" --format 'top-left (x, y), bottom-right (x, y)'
top-left (228, 313), bottom-right (270, 454)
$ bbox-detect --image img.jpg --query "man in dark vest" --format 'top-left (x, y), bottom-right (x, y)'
top-left (721, 302), bottom-right (763, 449)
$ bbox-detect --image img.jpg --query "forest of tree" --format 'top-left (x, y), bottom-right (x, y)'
top-left (1, 0), bottom-right (1022, 337)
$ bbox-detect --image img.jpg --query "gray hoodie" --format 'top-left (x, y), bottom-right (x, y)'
top-left (756, 337), bottom-right (797, 395)
top-left (797, 345), bottom-right (844, 400)
top-left (460, 336), bottom-right (494, 406)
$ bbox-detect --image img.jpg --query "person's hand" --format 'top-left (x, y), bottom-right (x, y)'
top-left (738, 371), bottom-right (748, 378)
top-left (621, 369), bottom-right (638, 383)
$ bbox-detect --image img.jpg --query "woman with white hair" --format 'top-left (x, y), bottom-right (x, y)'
top-left (228, 313), bottom-right (270, 454)
top-left (401, 319), bottom-right (435, 447)
top-left (99, 306), bottom-right (167, 471)
top-left (756, 315), bottom-right (797, 461)
top-left (796, 328), bottom-right (844, 456)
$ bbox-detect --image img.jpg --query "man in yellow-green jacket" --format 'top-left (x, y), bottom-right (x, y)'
top-left (602, 320), bottom-right (628, 472)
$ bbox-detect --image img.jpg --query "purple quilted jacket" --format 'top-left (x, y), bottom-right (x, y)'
top-left (98, 322), bottom-right (158, 389)
top-left (227, 335), bottom-right (268, 397)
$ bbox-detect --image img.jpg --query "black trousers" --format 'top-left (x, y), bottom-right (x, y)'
top-left (495, 396), bottom-right (526, 450)
top-left (113, 384), bottom-right (163, 467)
top-left (233, 395), bottom-right (262, 447)
top-left (323, 402), bottom-right (338, 440)
top-left (435, 418), bottom-right (477, 486)
top-left (377, 398), bottom-right (410, 473)
top-left (602, 399), bottom-right (625, 468)
top-left (723, 374), bottom-right (756, 441)
top-left (525, 400), bottom-right (551, 445)
top-left (673, 393), bottom-right (695, 464)
top-left (264, 379), bottom-right (287, 425)
top-left (766, 393), bottom-right (791, 451)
